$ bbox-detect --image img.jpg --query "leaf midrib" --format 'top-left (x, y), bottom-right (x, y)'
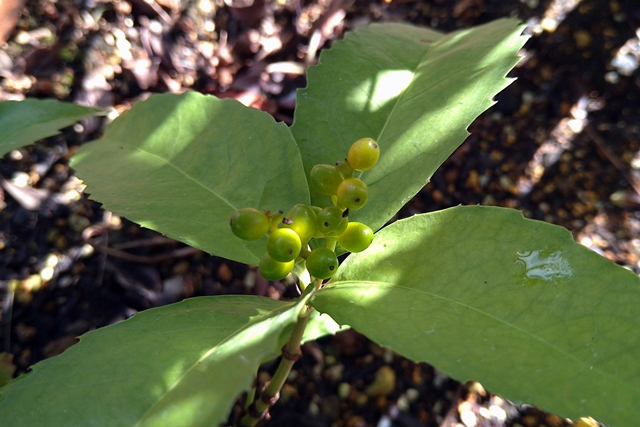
top-left (320, 280), bottom-right (636, 393)
top-left (368, 31), bottom-right (470, 187)
top-left (108, 138), bottom-right (238, 211)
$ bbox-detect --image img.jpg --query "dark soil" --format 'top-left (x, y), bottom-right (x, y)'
top-left (1, 0), bottom-right (639, 426)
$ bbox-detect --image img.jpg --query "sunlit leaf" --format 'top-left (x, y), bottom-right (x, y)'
top-left (292, 19), bottom-right (527, 232)
top-left (71, 92), bottom-right (309, 266)
top-left (313, 206), bottom-right (640, 427)
top-left (0, 294), bottom-right (339, 426)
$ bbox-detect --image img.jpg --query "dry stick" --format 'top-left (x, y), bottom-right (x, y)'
top-left (437, 382), bottom-right (465, 427)
top-left (83, 224), bottom-right (201, 263)
top-left (585, 125), bottom-right (640, 196)
top-left (143, 0), bottom-right (173, 25)
top-left (237, 304), bottom-right (313, 427)
top-left (112, 236), bottom-right (181, 250)
top-left (1, 286), bottom-right (14, 353)
top-left (92, 244), bottom-right (200, 263)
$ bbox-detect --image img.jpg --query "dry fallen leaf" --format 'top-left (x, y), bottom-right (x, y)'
top-left (0, 0), bottom-right (25, 43)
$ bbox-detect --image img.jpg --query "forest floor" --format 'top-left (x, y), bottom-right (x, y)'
top-left (1, 0), bottom-right (640, 426)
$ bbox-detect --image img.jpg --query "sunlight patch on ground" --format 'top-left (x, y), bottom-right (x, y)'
top-left (524, 0), bottom-right (584, 35)
top-left (516, 96), bottom-right (589, 196)
top-left (607, 28), bottom-right (640, 82)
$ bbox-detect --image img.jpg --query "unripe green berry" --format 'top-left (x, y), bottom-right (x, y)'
top-left (267, 228), bottom-right (302, 262)
top-left (348, 138), bottom-right (379, 171)
top-left (229, 208), bottom-right (270, 240)
top-left (306, 247), bottom-right (339, 280)
top-left (337, 222), bottom-right (374, 253)
top-left (283, 204), bottom-right (317, 243)
top-left (316, 206), bottom-right (348, 237)
top-left (310, 164), bottom-right (344, 196)
top-left (336, 177), bottom-right (368, 210)
top-left (259, 253), bottom-right (294, 281)
top-left (335, 160), bottom-right (354, 178)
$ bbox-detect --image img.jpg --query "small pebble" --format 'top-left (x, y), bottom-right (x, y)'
top-left (40, 266), bottom-right (55, 282)
top-left (396, 394), bottom-right (409, 411)
top-left (279, 383), bottom-right (296, 403)
top-left (490, 404), bottom-right (507, 422)
top-left (308, 401), bottom-right (319, 416)
top-left (22, 274), bottom-right (42, 292)
top-left (338, 382), bottom-right (351, 399)
top-left (172, 261), bottom-right (190, 275)
top-left (546, 413), bottom-right (564, 426)
top-left (217, 263), bottom-right (233, 282)
top-left (325, 364), bottom-right (344, 382)
top-left (243, 269), bottom-right (256, 289)
top-left (575, 417), bottom-right (598, 427)
top-left (522, 414), bottom-right (538, 427)
top-left (162, 275), bottom-right (184, 300)
top-left (573, 30), bottom-right (591, 49)
top-left (376, 415), bottom-right (392, 427)
top-left (366, 365), bottom-right (396, 397)
top-left (432, 368), bottom-right (449, 387)
top-left (460, 410), bottom-right (477, 427)
top-left (355, 393), bottom-right (368, 407)
top-left (479, 407), bottom-right (491, 418)
top-left (405, 388), bottom-right (420, 402)
top-left (15, 323), bottom-right (37, 343)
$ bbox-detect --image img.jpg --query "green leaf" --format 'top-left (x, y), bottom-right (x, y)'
top-left (291, 19), bottom-right (527, 231)
top-left (0, 295), bottom-right (338, 426)
top-left (70, 92), bottom-right (309, 266)
top-left (0, 99), bottom-right (102, 158)
top-left (304, 308), bottom-right (348, 339)
top-left (312, 206), bottom-right (640, 427)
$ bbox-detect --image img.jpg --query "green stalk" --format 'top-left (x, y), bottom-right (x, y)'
top-left (325, 237), bottom-right (337, 252)
top-left (237, 305), bottom-right (312, 427)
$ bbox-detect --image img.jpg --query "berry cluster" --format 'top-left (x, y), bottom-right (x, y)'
top-left (230, 138), bottom-right (380, 282)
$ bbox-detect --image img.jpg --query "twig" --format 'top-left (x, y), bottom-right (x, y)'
top-left (1, 286), bottom-right (14, 353)
top-left (438, 382), bottom-right (465, 427)
top-left (143, 0), bottom-right (174, 25)
top-left (91, 244), bottom-right (200, 263)
top-left (237, 305), bottom-right (312, 427)
top-left (112, 235), bottom-right (183, 250)
top-left (83, 224), bottom-right (201, 263)
top-left (585, 124), bottom-right (640, 196)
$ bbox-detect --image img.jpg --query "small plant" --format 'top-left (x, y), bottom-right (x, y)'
top-left (1, 18), bottom-right (639, 427)
top-left (233, 137), bottom-right (379, 284)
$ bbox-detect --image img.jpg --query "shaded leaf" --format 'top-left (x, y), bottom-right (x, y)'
top-left (0, 99), bottom-right (101, 158)
top-left (313, 206), bottom-right (640, 427)
top-left (71, 92), bottom-right (309, 266)
top-left (304, 309), bottom-right (348, 339)
top-left (291, 19), bottom-right (527, 231)
top-left (0, 295), bottom-right (337, 426)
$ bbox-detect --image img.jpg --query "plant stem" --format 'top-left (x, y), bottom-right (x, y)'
top-left (237, 305), bottom-right (312, 427)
